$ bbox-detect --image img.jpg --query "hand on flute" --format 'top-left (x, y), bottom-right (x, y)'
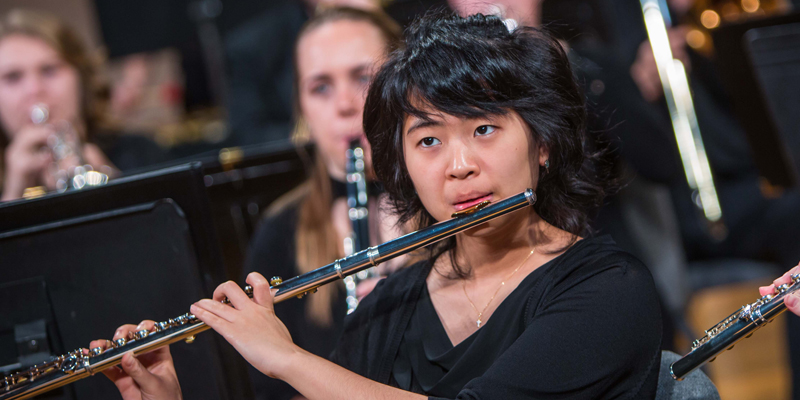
top-left (191, 272), bottom-right (299, 379)
top-left (90, 320), bottom-right (183, 400)
top-left (759, 263), bottom-right (800, 315)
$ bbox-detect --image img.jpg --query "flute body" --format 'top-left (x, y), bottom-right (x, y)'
top-left (1, 189), bottom-right (536, 400)
top-left (671, 273), bottom-right (800, 380)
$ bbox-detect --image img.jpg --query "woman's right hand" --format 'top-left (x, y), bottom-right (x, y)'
top-left (90, 320), bottom-right (183, 400)
top-left (1, 125), bottom-right (53, 201)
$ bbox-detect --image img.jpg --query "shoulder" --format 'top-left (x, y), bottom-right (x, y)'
top-left (530, 235), bottom-right (659, 317)
top-left (550, 235), bottom-right (652, 285)
top-left (265, 182), bottom-right (309, 219)
top-left (251, 195), bottom-right (303, 248)
top-left (244, 193), bottom-right (304, 277)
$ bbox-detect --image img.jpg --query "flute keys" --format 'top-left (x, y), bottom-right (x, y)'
top-left (114, 338), bottom-right (126, 347)
top-left (777, 283), bottom-right (791, 293)
top-left (270, 277), bottom-right (283, 286)
top-left (135, 330), bottom-right (149, 340)
top-left (90, 347), bottom-right (104, 357)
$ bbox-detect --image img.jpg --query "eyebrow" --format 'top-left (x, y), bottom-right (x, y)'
top-left (304, 63), bottom-right (372, 85)
top-left (405, 118), bottom-right (441, 136)
top-left (349, 64), bottom-right (370, 76)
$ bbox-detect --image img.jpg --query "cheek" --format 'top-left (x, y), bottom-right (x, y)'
top-left (0, 89), bottom-right (23, 136)
top-left (302, 97), bottom-right (348, 170)
top-left (403, 142), bottom-right (447, 220)
top-left (51, 69), bottom-right (82, 121)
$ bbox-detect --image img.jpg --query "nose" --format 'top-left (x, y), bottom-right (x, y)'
top-left (23, 73), bottom-right (46, 104)
top-left (446, 141), bottom-right (480, 180)
top-left (335, 84), bottom-right (359, 117)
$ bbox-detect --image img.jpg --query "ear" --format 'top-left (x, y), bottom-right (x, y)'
top-left (538, 145), bottom-right (550, 166)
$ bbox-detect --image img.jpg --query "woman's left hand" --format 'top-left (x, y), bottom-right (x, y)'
top-left (190, 272), bottom-right (299, 379)
top-left (759, 263), bottom-right (800, 315)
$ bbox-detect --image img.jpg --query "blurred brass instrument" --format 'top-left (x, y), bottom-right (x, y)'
top-left (29, 104), bottom-right (108, 193)
top-left (0, 189), bottom-right (536, 400)
top-left (671, 273), bottom-right (800, 380)
top-left (639, 0), bottom-right (727, 240)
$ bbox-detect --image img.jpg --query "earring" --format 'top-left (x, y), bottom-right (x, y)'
top-left (543, 159), bottom-right (550, 174)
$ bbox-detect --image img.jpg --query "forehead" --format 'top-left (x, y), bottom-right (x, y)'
top-left (0, 34), bottom-right (60, 69)
top-left (296, 19), bottom-right (386, 79)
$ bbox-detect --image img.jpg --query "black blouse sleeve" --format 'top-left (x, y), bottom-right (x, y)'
top-left (431, 255), bottom-right (662, 400)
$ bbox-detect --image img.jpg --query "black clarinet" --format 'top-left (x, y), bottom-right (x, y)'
top-left (0, 189), bottom-right (536, 400)
top-left (343, 139), bottom-right (372, 312)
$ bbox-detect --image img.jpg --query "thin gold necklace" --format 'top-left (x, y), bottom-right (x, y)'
top-left (462, 247), bottom-right (536, 328)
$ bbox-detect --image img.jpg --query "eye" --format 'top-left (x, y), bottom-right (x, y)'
top-left (310, 82), bottom-right (330, 95)
top-left (41, 64), bottom-right (60, 77)
top-left (475, 125), bottom-right (496, 136)
top-left (419, 137), bottom-right (441, 148)
top-left (1, 70), bottom-right (22, 85)
top-left (358, 74), bottom-right (371, 84)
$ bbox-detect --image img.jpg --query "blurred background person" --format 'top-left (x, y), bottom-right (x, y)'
top-left (0, 9), bottom-right (165, 202)
top-left (240, 7), bottom-right (406, 400)
top-left (223, 0), bottom-right (381, 147)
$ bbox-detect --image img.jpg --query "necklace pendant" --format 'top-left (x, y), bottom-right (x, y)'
top-left (476, 320), bottom-right (482, 328)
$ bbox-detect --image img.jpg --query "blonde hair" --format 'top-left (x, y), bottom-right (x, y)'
top-left (265, 6), bottom-right (401, 327)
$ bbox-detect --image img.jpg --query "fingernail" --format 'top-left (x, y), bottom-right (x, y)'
top-left (787, 294), bottom-right (798, 308)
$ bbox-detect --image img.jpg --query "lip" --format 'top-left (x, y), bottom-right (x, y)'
top-left (343, 133), bottom-right (366, 146)
top-left (452, 192), bottom-right (493, 211)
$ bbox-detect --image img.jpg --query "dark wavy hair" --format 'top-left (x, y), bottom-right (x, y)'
top-left (364, 11), bottom-right (613, 273)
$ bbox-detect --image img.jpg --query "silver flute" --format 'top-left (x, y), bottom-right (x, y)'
top-left (0, 189), bottom-right (536, 400)
top-left (671, 273), bottom-right (800, 380)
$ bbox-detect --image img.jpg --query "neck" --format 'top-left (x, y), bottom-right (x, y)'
top-left (454, 209), bottom-right (548, 279)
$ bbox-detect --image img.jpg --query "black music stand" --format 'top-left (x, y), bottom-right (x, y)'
top-left (199, 140), bottom-right (311, 279)
top-left (0, 164), bottom-right (249, 400)
top-left (134, 140), bottom-right (312, 280)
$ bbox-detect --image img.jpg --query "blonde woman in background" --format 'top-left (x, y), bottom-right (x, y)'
top-left (0, 10), bottom-right (164, 202)
top-left (233, 7), bottom-right (404, 400)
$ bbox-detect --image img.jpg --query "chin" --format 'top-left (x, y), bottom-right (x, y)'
top-left (462, 223), bottom-right (493, 236)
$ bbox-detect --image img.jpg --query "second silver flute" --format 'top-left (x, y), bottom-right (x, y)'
top-left (1, 188), bottom-right (536, 400)
top-left (671, 273), bottom-right (800, 380)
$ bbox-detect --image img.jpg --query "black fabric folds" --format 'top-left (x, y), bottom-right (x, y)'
top-left (332, 236), bottom-right (662, 399)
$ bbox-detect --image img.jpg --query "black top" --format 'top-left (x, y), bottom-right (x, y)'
top-left (332, 236), bottom-right (662, 399)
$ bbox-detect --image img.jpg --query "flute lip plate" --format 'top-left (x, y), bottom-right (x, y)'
top-left (451, 200), bottom-right (491, 218)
